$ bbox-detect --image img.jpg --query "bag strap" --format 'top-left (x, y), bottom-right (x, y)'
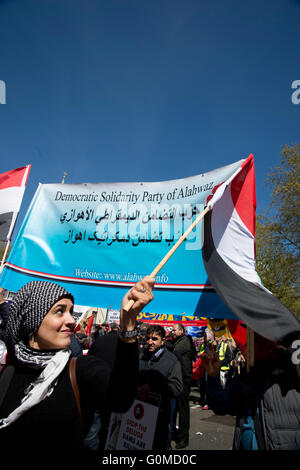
top-left (69, 357), bottom-right (82, 419)
top-left (0, 365), bottom-right (15, 409)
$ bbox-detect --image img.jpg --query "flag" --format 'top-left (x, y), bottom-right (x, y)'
top-left (227, 320), bottom-right (247, 356)
top-left (0, 165), bottom-right (31, 242)
top-left (85, 314), bottom-right (95, 336)
top-left (202, 154), bottom-right (300, 350)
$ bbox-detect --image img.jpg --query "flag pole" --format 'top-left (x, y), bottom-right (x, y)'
top-left (123, 205), bottom-right (211, 312)
top-left (0, 240), bottom-right (10, 274)
top-left (61, 172), bottom-right (68, 184)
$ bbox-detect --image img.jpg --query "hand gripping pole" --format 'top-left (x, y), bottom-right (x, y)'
top-left (123, 205), bottom-right (211, 312)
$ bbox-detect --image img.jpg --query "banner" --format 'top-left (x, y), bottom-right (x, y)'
top-left (137, 311), bottom-right (207, 327)
top-left (186, 325), bottom-right (207, 338)
top-left (107, 309), bottom-right (120, 324)
top-left (0, 165), bottom-right (31, 242)
top-left (105, 396), bottom-right (160, 451)
top-left (0, 159), bottom-right (247, 318)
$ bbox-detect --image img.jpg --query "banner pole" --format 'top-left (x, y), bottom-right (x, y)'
top-left (0, 240), bottom-right (11, 274)
top-left (105, 306), bottom-right (111, 323)
top-left (123, 205), bottom-right (211, 312)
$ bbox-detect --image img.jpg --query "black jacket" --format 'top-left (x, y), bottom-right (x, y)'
top-left (206, 350), bottom-right (300, 450)
top-left (0, 335), bottom-right (138, 459)
top-left (138, 346), bottom-right (183, 450)
top-left (139, 346), bottom-right (183, 400)
top-left (173, 334), bottom-right (195, 382)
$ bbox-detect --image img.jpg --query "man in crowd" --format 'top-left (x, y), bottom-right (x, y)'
top-left (100, 322), bottom-right (110, 335)
top-left (198, 329), bottom-right (215, 409)
top-left (171, 323), bottom-right (196, 449)
top-left (139, 325), bottom-right (183, 450)
top-left (137, 322), bottom-right (148, 351)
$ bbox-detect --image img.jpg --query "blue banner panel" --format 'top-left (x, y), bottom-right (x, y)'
top-left (0, 160), bottom-right (244, 319)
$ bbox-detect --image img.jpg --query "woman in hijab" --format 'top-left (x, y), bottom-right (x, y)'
top-left (0, 277), bottom-right (154, 459)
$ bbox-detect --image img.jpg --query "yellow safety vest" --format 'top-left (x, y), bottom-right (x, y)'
top-left (218, 342), bottom-right (230, 371)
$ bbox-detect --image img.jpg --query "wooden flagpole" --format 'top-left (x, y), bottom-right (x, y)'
top-left (61, 172), bottom-right (68, 184)
top-left (123, 205), bottom-right (211, 312)
top-left (0, 240), bottom-right (11, 274)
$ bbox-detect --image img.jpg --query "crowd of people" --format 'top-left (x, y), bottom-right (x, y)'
top-left (0, 282), bottom-right (299, 458)
top-left (68, 316), bottom-right (247, 450)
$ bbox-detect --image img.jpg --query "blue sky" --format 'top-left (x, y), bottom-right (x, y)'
top-left (0, 0), bottom-right (299, 240)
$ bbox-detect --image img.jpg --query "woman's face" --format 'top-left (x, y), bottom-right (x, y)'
top-left (31, 298), bottom-right (75, 350)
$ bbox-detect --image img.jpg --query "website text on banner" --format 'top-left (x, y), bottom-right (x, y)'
top-left (0, 158), bottom-right (254, 318)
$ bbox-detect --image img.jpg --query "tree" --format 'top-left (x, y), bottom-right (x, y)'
top-left (255, 144), bottom-right (300, 318)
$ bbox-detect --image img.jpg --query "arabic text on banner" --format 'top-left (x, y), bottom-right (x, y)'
top-left (0, 160), bottom-right (245, 318)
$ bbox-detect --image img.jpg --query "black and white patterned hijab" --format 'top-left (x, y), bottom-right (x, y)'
top-left (5, 280), bottom-right (74, 361)
top-left (0, 281), bottom-right (74, 429)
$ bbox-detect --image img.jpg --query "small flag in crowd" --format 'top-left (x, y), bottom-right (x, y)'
top-left (202, 154), bottom-right (300, 349)
top-left (0, 165), bottom-right (31, 242)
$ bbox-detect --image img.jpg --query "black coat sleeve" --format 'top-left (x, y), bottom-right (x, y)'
top-left (76, 334), bottom-right (139, 414)
top-left (70, 334), bottom-right (83, 357)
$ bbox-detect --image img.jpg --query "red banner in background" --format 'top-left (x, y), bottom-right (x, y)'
top-left (227, 319), bottom-right (247, 355)
top-left (85, 314), bottom-right (95, 336)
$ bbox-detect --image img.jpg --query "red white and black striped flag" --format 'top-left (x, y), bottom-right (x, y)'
top-left (0, 165), bottom-right (31, 242)
top-left (202, 154), bottom-right (300, 349)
